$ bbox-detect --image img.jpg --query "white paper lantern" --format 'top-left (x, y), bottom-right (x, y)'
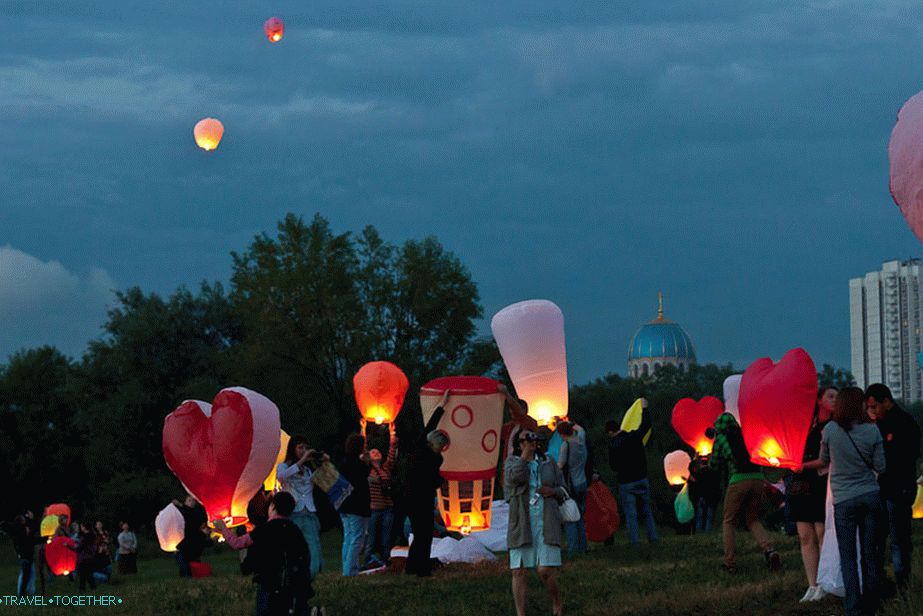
top-left (663, 450), bottom-right (691, 486)
top-left (155, 503), bottom-right (185, 552)
top-left (723, 374), bottom-right (743, 423)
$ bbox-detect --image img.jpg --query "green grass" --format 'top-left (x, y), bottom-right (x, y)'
top-left (2, 524), bottom-right (921, 615)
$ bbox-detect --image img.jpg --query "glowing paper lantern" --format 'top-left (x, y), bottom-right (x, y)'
top-left (620, 398), bottom-right (651, 445)
top-left (46, 536), bottom-right (77, 576)
top-left (43, 503), bottom-right (70, 528)
top-left (263, 430), bottom-right (291, 491)
top-left (723, 375), bottom-right (743, 423)
top-left (420, 376), bottom-right (504, 534)
top-left (193, 118), bottom-right (224, 151)
top-left (162, 387), bottom-right (281, 527)
top-left (490, 300), bottom-right (568, 426)
top-left (889, 90), bottom-right (923, 242)
top-left (913, 485), bottom-right (923, 520)
top-left (671, 396), bottom-right (724, 456)
top-left (738, 348), bottom-right (817, 470)
top-left (263, 17), bottom-right (284, 42)
top-left (155, 503), bottom-right (185, 552)
top-left (353, 361), bottom-right (409, 426)
top-left (664, 450), bottom-right (691, 486)
top-left (40, 515), bottom-right (59, 538)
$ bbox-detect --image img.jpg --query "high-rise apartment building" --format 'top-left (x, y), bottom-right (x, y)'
top-left (849, 259), bottom-right (922, 402)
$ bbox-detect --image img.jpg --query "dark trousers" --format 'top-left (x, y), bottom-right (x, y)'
top-left (175, 551), bottom-right (191, 577)
top-left (406, 503), bottom-right (435, 577)
top-left (834, 491), bottom-right (882, 616)
top-left (17, 558), bottom-right (33, 597)
top-left (77, 562), bottom-right (97, 592)
top-left (880, 489), bottom-right (914, 587)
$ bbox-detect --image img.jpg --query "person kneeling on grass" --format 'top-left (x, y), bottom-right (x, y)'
top-left (215, 492), bottom-right (316, 616)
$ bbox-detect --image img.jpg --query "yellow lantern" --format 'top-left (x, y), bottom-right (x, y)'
top-left (263, 430), bottom-right (291, 491)
top-left (193, 118), bottom-right (224, 151)
top-left (420, 376), bottom-right (504, 534)
top-left (912, 484), bottom-right (923, 520)
top-left (620, 398), bottom-right (652, 445)
top-left (663, 450), bottom-right (691, 486)
top-left (40, 515), bottom-right (60, 538)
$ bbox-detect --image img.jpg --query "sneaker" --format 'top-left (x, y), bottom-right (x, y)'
top-left (809, 586), bottom-right (826, 601)
top-left (799, 586), bottom-right (817, 602)
top-left (765, 550), bottom-right (783, 573)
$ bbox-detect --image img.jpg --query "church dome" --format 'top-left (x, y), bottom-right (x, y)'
top-left (628, 294), bottom-right (696, 377)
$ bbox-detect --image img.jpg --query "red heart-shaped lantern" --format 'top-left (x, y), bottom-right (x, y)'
top-left (671, 396), bottom-right (724, 456)
top-left (162, 387), bottom-right (281, 527)
top-left (46, 536), bottom-right (77, 576)
top-left (889, 90), bottom-right (923, 243)
top-left (739, 348), bottom-right (817, 470)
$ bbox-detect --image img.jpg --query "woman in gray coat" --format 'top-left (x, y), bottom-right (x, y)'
top-left (504, 430), bottom-right (567, 616)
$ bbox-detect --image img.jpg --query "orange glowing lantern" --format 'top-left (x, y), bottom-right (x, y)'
top-left (46, 536), bottom-right (77, 576)
top-left (912, 484), bottom-right (923, 519)
top-left (664, 450), bottom-right (691, 486)
top-left (671, 396), bottom-right (724, 456)
top-left (263, 17), bottom-right (284, 42)
top-left (420, 376), bottom-right (504, 534)
top-left (353, 361), bottom-right (409, 431)
top-left (263, 429), bottom-right (291, 491)
top-left (491, 300), bottom-right (568, 426)
top-left (738, 348), bottom-right (817, 470)
top-left (193, 118), bottom-right (224, 151)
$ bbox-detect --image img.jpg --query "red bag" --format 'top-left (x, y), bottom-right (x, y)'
top-left (584, 480), bottom-right (620, 542)
top-left (190, 561), bottom-right (212, 578)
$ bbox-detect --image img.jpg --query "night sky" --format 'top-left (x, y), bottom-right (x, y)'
top-left (2, 1), bottom-right (923, 383)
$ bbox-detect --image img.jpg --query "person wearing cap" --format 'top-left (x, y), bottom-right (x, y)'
top-left (505, 429), bottom-right (567, 616)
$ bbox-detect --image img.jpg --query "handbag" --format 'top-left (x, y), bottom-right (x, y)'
top-left (558, 488), bottom-right (581, 523)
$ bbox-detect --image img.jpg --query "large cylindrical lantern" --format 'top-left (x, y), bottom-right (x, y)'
top-left (420, 376), bottom-right (504, 534)
top-left (664, 450), bottom-right (691, 486)
top-left (163, 387), bottom-right (281, 527)
top-left (671, 396), bottom-right (724, 456)
top-left (155, 503), bottom-right (185, 552)
top-left (739, 348), bottom-right (817, 470)
top-left (723, 375), bottom-right (743, 423)
top-left (263, 429), bottom-right (291, 491)
top-left (263, 17), bottom-right (284, 42)
top-left (353, 361), bottom-right (409, 427)
top-left (46, 536), bottom-right (77, 576)
top-left (193, 118), bottom-right (224, 151)
top-left (490, 300), bottom-right (568, 426)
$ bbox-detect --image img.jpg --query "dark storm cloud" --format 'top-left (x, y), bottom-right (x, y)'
top-left (2, 1), bottom-right (922, 381)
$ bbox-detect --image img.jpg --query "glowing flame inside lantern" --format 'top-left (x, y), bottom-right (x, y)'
top-left (695, 439), bottom-right (713, 457)
top-left (531, 400), bottom-right (564, 427)
top-left (193, 118), bottom-right (224, 151)
top-left (756, 438), bottom-right (784, 467)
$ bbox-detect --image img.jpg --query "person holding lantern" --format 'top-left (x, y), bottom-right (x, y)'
top-left (864, 383), bottom-right (921, 593)
top-left (606, 400), bottom-right (659, 546)
top-left (365, 428), bottom-right (398, 568)
top-left (505, 430), bottom-right (567, 616)
top-left (338, 433), bottom-right (372, 577)
top-left (277, 435), bottom-right (325, 580)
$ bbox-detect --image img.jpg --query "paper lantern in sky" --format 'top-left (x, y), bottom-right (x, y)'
top-left (193, 118), bottom-right (224, 151)
top-left (162, 387), bottom-right (281, 527)
top-left (888, 90), bottom-right (923, 243)
top-left (420, 376), bottom-right (504, 534)
top-left (155, 503), bottom-right (185, 552)
top-left (620, 398), bottom-right (651, 445)
top-left (46, 536), bottom-right (77, 576)
top-left (723, 374), bottom-right (743, 423)
top-left (671, 396), bottom-right (724, 456)
top-left (912, 484), bottom-right (923, 520)
top-left (263, 17), bottom-right (284, 42)
top-left (263, 429), bottom-right (291, 491)
top-left (739, 348), bottom-right (817, 470)
top-left (353, 361), bottom-right (409, 428)
top-left (664, 450), bottom-right (691, 486)
top-left (491, 300), bottom-right (568, 426)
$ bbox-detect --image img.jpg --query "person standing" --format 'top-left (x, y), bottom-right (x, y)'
top-left (276, 435), bottom-right (324, 580)
top-left (172, 495), bottom-right (207, 577)
top-left (338, 433), bottom-right (372, 577)
top-left (791, 385), bottom-right (837, 602)
top-left (5, 514), bottom-right (39, 597)
top-left (69, 522), bottom-right (98, 592)
top-left (505, 430), bottom-right (567, 616)
top-left (606, 400), bottom-right (659, 546)
top-left (116, 521), bottom-right (138, 575)
top-left (712, 412), bottom-right (782, 574)
top-left (864, 383), bottom-right (921, 592)
top-left (556, 421), bottom-right (588, 554)
top-left (820, 387), bottom-right (886, 616)
top-left (406, 389), bottom-right (451, 578)
top-left (688, 454), bottom-right (720, 533)
top-left (365, 428), bottom-right (398, 567)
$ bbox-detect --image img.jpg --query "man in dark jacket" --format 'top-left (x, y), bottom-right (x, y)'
top-left (607, 401), bottom-right (658, 545)
top-left (5, 513), bottom-right (40, 597)
top-left (865, 383), bottom-right (922, 590)
top-left (406, 389), bottom-right (451, 577)
top-left (172, 496), bottom-right (208, 577)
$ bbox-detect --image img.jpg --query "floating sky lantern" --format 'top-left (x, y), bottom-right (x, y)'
top-left (420, 376), bottom-right (504, 534)
top-left (46, 536), bottom-right (77, 576)
top-left (155, 503), bottom-right (185, 552)
top-left (263, 429), bottom-right (291, 491)
top-left (723, 374), bottom-right (743, 423)
top-left (263, 17), bottom-right (284, 42)
top-left (491, 300), bottom-right (568, 426)
top-left (664, 450), bottom-right (691, 486)
top-left (353, 361), bottom-right (409, 433)
top-left (162, 387), bottom-right (281, 527)
top-left (888, 90), bottom-right (923, 243)
top-left (193, 118), bottom-right (224, 151)
top-left (620, 398), bottom-right (652, 445)
top-left (671, 396), bottom-right (724, 456)
top-left (738, 348), bottom-right (817, 470)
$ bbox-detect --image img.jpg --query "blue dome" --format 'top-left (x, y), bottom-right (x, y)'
top-left (628, 321), bottom-right (697, 361)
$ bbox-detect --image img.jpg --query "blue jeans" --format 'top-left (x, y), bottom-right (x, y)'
top-left (695, 498), bottom-right (716, 533)
top-left (174, 551), bottom-right (191, 577)
top-left (365, 508), bottom-right (394, 562)
top-left (291, 510), bottom-right (323, 580)
top-left (564, 485), bottom-right (588, 554)
top-left (17, 558), bottom-right (33, 597)
top-left (834, 491), bottom-right (882, 616)
top-left (882, 490), bottom-right (914, 585)
top-left (339, 514), bottom-right (369, 576)
top-left (619, 479), bottom-right (659, 545)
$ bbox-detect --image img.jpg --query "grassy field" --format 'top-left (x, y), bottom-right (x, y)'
top-left (2, 524), bottom-right (920, 616)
